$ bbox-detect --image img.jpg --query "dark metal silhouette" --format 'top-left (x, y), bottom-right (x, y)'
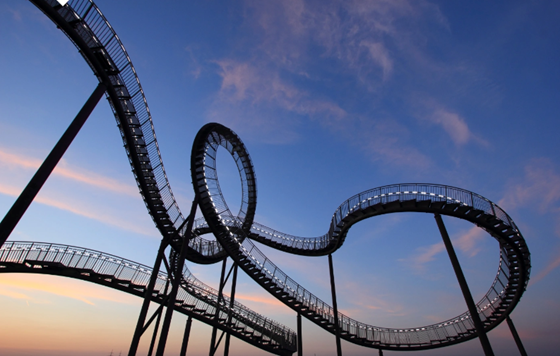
top-left (297, 314), bottom-right (303, 356)
top-left (6, 1), bottom-right (532, 355)
top-left (435, 213), bottom-right (495, 355)
top-left (328, 254), bottom-right (343, 356)
top-left (507, 316), bottom-right (528, 356)
top-left (180, 316), bottom-right (193, 356)
top-left (190, 123), bottom-right (531, 351)
top-left (0, 83), bottom-right (106, 246)
top-left (0, 241), bottom-right (296, 355)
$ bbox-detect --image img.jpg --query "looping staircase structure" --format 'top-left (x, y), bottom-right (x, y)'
top-left (12, 0), bottom-right (531, 353)
top-left (190, 124), bottom-right (530, 350)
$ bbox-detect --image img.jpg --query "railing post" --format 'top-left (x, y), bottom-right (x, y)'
top-left (0, 83), bottom-right (106, 247)
top-left (434, 213), bottom-right (494, 356)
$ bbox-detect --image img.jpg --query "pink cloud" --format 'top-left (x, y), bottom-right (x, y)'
top-left (235, 293), bottom-right (286, 307)
top-left (0, 183), bottom-right (157, 237)
top-left (212, 60), bottom-right (348, 143)
top-left (360, 41), bottom-right (393, 80)
top-left (243, 0), bottom-right (447, 88)
top-left (338, 280), bottom-right (406, 318)
top-left (429, 108), bottom-right (471, 145)
top-left (0, 148), bottom-right (138, 197)
top-left (401, 227), bottom-right (486, 272)
top-left (499, 158), bottom-right (560, 213)
top-left (0, 275), bottom-right (139, 306)
top-left (530, 253), bottom-right (560, 285)
top-left (454, 226), bottom-right (485, 257)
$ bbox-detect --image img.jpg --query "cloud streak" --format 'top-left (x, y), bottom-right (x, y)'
top-left (0, 275), bottom-right (139, 306)
top-left (401, 226), bottom-right (486, 272)
top-left (0, 183), bottom-right (156, 237)
top-left (0, 148), bottom-right (138, 197)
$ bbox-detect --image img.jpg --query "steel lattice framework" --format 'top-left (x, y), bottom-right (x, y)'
top-left (2, 0), bottom-right (531, 354)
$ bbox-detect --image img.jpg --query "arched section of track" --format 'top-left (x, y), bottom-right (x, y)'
top-left (191, 123), bottom-right (531, 351)
top-left (30, 0), bottom-right (193, 248)
top-left (0, 241), bottom-right (297, 355)
top-left (29, 0), bottom-right (237, 264)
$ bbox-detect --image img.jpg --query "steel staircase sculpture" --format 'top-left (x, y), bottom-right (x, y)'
top-left (0, 241), bottom-right (296, 355)
top-left (190, 123), bottom-right (530, 350)
top-left (14, 0), bottom-right (531, 353)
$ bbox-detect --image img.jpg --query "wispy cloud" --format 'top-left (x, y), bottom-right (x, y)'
top-left (243, 0), bottom-right (446, 87)
top-left (0, 183), bottom-right (156, 237)
top-left (499, 158), bottom-right (560, 213)
top-left (530, 252), bottom-right (560, 285)
top-left (0, 148), bottom-right (138, 197)
top-left (338, 281), bottom-right (406, 319)
top-left (412, 99), bottom-right (488, 147)
top-left (210, 59), bottom-right (347, 143)
top-left (428, 108), bottom-right (475, 146)
top-left (0, 275), bottom-right (139, 306)
top-left (235, 293), bottom-right (286, 307)
top-left (401, 226), bottom-right (486, 272)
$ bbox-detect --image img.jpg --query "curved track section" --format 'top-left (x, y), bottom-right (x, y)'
top-left (191, 124), bottom-right (531, 351)
top-left (30, 0), bottom-right (186, 239)
top-left (0, 241), bottom-right (296, 355)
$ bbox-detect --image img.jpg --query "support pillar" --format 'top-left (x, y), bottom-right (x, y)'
top-left (129, 237), bottom-right (169, 356)
top-left (328, 254), bottom-right (342, 356)
top-left (147, 280), bottom-right (170, 356)
top-left (434, 214), bottom-right (494, 356)
top-left (180, 316), bottom-right (193, 356)
top-left (0, 83), bottom-right (106, 246)
top-left (155, 197), bottom-right (199, 356)
top-left (297, 313), bottom-right (303, 356)
top-left (224, 264), bottom-right (238, 356)
top-left (507, 316), bottom-right (528, 356)
top-left (210, 257), bottom-right (228, 356)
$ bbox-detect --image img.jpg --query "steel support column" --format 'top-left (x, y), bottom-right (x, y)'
top-left (210, 257), bottom-right (228, 356)
top-left (129, 231), bottom-right (174, 355)
top-left (507, 316), bottom-right (528, 356)
top-left (155, 197), bottom-right (199, 356)
top-left (328, 253), bottom-right (342, 356)
top-left (434, 213), bottom-right (494, 356)
top-left (148, 280), bottom-right (170, 356)
top-left (224, 263), bottom-right (238, 356)
top-left (297, 313), bottom-right (303, 356)
top-left (180, 316), bottom-right (193, 356)
top-left (0, 83), bottom-right (106, 246)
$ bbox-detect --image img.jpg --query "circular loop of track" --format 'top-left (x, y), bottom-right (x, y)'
top-left (191, 123), bottom-right (257, 237)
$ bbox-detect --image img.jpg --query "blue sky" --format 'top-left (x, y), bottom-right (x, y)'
top-left (0, 0), bottom-right (559, 355)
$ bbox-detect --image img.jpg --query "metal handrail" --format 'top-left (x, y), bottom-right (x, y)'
top-left (0, 241), bottom-right (296, 350)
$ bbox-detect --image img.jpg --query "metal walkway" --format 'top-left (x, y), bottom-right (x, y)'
top-left (0, 241), bottom-right (296, 355)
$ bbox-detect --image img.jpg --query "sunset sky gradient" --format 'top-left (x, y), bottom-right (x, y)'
top-left (1, 0), bottom-right (559, 355)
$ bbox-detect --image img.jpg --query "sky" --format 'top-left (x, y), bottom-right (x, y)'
top-left (0, 0), bottom-right (559, 355)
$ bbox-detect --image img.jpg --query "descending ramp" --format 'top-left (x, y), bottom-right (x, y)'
top-left (0, 241), bottom-right (296, 355)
